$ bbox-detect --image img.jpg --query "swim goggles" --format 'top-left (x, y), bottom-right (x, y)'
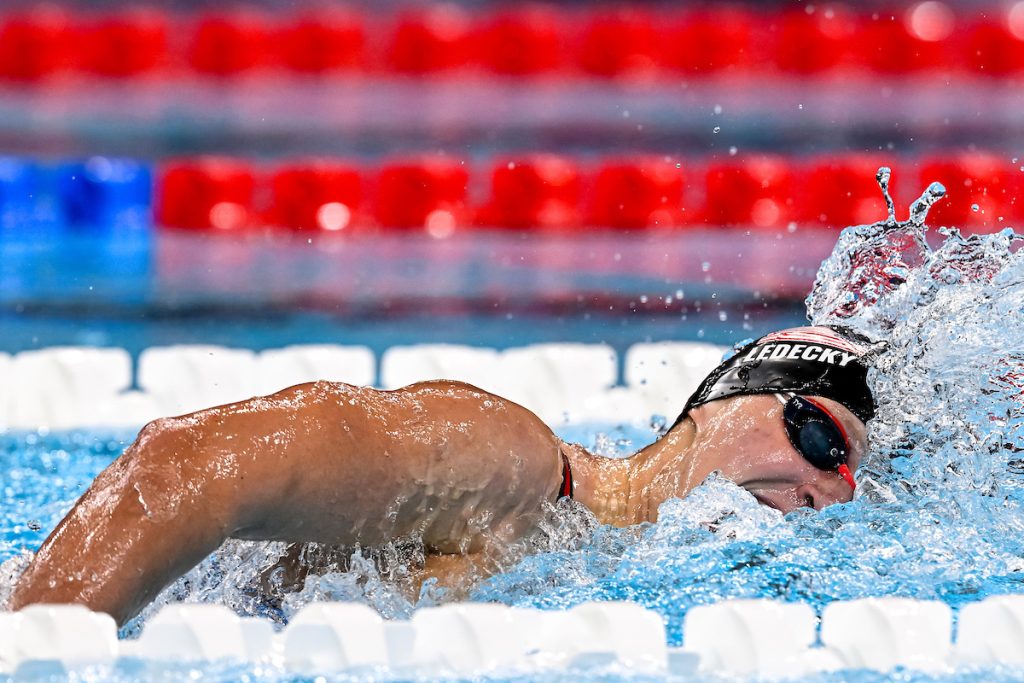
top-left (774, 393), bottom-right (856, 491)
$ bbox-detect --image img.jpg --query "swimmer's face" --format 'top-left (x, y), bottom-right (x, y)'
top-left (688, 394), bottom-right (868, 514)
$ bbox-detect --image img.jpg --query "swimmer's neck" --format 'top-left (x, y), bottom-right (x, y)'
top-left (566, 419), bottom-right (699, 526)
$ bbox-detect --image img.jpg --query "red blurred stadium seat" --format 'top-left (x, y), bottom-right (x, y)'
top-left (277, 9), bottom-right (364, 74)
top-left (660, 8), bottom-right (758, 75)
top-left (705, 157), bottom-right (796, 228)
top-left (157, 158), bottom-right (257, 231)
top-left (960, 13), bottom-right (1024, 76)
top-left (188, 11), bottom-right (270, 75)
top-left (79, 10), bottom-right (169, 78)
top-left (375, 158), bottom-right (469, 233)
top-left (854, 6), bottom-right (953, 73)
top-left (269, 161), bottom-right (362, 231)
top-left (799, 155), bottom-right (893, 228)
top-left (386, 5), bottom-right (472, 74)
top-left (589, 158), bottom-right (687, 229)
top-left (478, 155), bottom-right (581, 229)
top-left (917, 154), bottom-right (1020, 231)
top-left (576, 8), bottom-right (659, 78)
top-left (0, 8), bottom-right (71, 81)
top-left (773, 7), bottom-right (857, 74)
top-left (477, 6), bottom-right (566, 75)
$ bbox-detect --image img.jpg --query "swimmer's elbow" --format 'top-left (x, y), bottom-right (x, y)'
top-left (134, 417), bottom-right (195, 455)
top-left (129, 417), bottom-right (214, 482)
top-left (135, 417), bottom-right (177, 448)
top-left (127, 417), bottom-right (241, 531)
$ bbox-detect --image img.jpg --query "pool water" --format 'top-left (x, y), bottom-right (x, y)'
top-left (5, 205), bottom-right (1024, 681)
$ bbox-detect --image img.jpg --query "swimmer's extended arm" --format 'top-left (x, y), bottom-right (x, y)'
top-left (8, 414), bottom-right (240, 624)
top-left (9, 381), bottom-right (564, 625)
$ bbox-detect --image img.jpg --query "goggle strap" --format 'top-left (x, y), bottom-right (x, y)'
top-left (837, 464), bottom-right (856, 491)
top-left (801, 396), bottom-right (850, 446)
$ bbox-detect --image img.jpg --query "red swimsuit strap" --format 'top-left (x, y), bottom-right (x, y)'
top-left (559, 451), bottom-right (574, 499)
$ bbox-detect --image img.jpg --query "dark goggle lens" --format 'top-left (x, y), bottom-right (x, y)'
top-left (782, 396), bottom-right (849, 471)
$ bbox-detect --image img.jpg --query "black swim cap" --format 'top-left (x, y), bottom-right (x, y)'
top-left (672, 326), bottom-right (878, 428)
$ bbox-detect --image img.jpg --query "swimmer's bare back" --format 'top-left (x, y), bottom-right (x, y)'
top-left (9, 380), bottom-right (566, 625)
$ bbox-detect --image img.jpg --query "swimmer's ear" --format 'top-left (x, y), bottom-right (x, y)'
top-left (678, 402), bottom-right (722, 439)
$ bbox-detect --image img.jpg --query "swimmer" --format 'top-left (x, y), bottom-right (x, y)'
top-left (8, 325), bottom-right (876, 625)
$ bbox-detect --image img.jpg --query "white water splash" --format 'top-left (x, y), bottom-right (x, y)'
top-left (113, 496), bottom-right (602, 637)
top-left (807, 168), bottom-right (1024, 503)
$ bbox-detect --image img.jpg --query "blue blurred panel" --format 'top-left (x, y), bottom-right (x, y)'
top-left (0, 157), bottom-right (59, 236)
top-left (56, 157), bottom-right (154, 235)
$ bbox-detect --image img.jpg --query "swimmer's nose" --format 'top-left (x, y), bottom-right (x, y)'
top-left (796, 479), bottom-right (851, 511)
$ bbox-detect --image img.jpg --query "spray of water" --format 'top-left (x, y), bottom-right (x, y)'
top-left (808, 168), bottom-right (1024, 502)
top-left (877, 166), bottom-right (897, 225)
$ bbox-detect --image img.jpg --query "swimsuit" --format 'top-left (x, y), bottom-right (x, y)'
top-left (558, 450), bottom-right (574, 500)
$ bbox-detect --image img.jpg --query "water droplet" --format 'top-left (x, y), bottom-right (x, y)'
top-left (787, 222), bottom-right (798, 233)
top-left (971, 203), bottom-right (981, 213)
top-left (650, 414), bottom-right (668, 434)
top-left (909, 181), bottom-right (947, 227)
top-left (877, 167), bottom-right (897, 224)
top-left (729, 146), bottom-right (738, 156)
top-left (675, 163), bottom-right (682, 169)
top-left (798, 103), bottom-right (804, 110)
top-left (718, 311), bottom-right (728, 322)
top-left (712, 126), bottom-right (721, 134)
top-left (713, 104), bottom-right (722, 114)
top-left (701, 261), bottom-right (712, 272)
top-left (639, 295), bottom-right (648, 303)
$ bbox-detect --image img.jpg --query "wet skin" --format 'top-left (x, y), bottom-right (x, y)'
top-left (8, 381), bottom-right (867, 625)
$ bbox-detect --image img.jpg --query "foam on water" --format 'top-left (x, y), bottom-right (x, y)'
top-left (5, 171), bottom-right (1024, 679)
